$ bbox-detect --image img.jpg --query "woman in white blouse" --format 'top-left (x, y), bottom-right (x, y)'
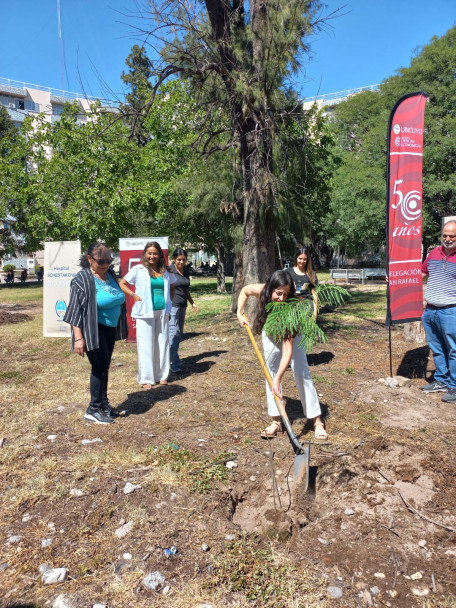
top-left (119, 241), bottom-right (176, 388)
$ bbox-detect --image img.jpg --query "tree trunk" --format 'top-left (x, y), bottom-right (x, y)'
top-left (214, 242), bottom-right (226, 293)
top-left (239, 115), bottom-right (276, 287)
top-left (403, 321), bottom-right (426, 344)
top-left (230, 248), bottom-right (243, 313)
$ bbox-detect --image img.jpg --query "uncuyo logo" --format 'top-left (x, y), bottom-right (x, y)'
top-left (55, 300), bottom-right (67, 319)
top-left (393, 124), bottom-right (401, 135)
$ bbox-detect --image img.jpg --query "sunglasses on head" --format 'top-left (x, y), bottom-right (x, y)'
top-left (90, 256), bottom-right (113, 265)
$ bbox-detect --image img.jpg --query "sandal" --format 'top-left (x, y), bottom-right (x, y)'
top-left (261, 420), bottom-right (282, 439)
top-left (142, 384), bottom-right (155, 390)
top-left (314, 421), bottom-right (328, 441)
top-left (159, 380), bottom-right (168, 385)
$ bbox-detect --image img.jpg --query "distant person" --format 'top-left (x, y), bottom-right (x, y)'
top-left (6, 269), bottom-right (14, 285)
top-left (36, 267), bottom-right (43, 282)
top-left (119, 241), bottom-right (176, 388)
top-left (20, 268), bottom-right (28, 283)
top-left (421, 220), bottom-right (456, 402)
top-left (285, 246), bottom-right (318, 317)
top-left (169, 248), bottom-right (198, 373)
top-left (63, 243), bottom-right (127, 424)
top-left (237, 270), bottom-right (327, 441)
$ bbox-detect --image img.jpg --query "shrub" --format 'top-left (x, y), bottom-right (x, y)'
top-left (3, 264), bottom-right (16, 272)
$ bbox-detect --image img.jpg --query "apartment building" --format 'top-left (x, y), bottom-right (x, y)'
top-left (0, 78), bottom-right (119, 271)
top-left (302, 84), bottom-right (379, 112)
top-left (0, 76), bottom-right (117, 128)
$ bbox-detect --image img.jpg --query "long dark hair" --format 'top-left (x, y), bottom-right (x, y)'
top-left (142, 241), bottom-right (167, 276)
top-left (253, 270), bottom-right (295, 334)
top-left (80, 242), bottom-right (110, 268)
top-left (293, 246), bottom-right (316, 286)
top-left (172, 247), bottom-right (187, 260)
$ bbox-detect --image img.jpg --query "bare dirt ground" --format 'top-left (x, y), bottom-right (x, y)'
top-left (0, 288), bottom-right (455, 608)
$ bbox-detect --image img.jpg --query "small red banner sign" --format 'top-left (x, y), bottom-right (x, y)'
top-left (386, 93), bottom-right (428, 325)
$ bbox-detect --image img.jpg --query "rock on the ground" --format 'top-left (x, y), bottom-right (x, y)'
top-left (327, 585), bottom-right (343, 599)
top-left (123, 482), bottom-right (141, 494)
top-left (115, 521), bottom-right (134, 538)
top-left (93, 604), bottom-right (107, 608)
top-left (226, 461), bottom-right (237, 469)
top-left (411, 586), bottom-right (430, 596)
top-left (393, 375), bottom-right (412, 387)
top-left (69, 488), bottom-right (84, 497)
top-left (384, 377), bottom-right (399, 388)
top-left (42, 538), bottom-right (53, 547)
top-left (42, 568), bottom-right (68, 585)
top-left (39, 563), bottom-right (51, 574)
top-left (52, 595), bottom-right (78, 608)
top-left (7, 535), bottom-right (21, 544)
top-left (143, 571), bottom-right (166, 591)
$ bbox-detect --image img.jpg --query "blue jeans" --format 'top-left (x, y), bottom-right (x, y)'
top-left (169, 306), bottom-right (187, 371)
top-left (422, 306), bottom-right (456, 389)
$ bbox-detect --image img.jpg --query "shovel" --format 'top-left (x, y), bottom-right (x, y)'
top-left (242, 316), bottom-right (310, 490)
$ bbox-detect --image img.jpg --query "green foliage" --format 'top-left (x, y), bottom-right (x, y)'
top-left (139, 1), bottom-right (335, 284)
top-left (263, 284), bottom-right (350, 352)
top-left (0, 104), bottom-right (17, 144)
top-left (210, 533), bottom-right (306, 606)
top-left (275, 104), bottom-right (340, 259)
top-left (120, 45), bottom-right (154, 146)
top-left (148, 443), bottom-right (234, 493)
top-left (328, 25), bottom-right (456, 254)
top-left (3, 264), bottom-right (16, 272)
top-left (1, 103), bottom-right (159, 250)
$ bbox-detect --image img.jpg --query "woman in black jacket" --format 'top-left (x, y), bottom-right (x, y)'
top-left (64, 243), bottom-right (127, 424)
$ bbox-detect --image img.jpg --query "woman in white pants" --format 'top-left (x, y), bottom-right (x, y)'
top-left (120, 242), bottom-right (176, 388)
top-left (237, 270), bottom-right (327, 440)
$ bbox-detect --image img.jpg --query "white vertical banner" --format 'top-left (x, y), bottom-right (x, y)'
top-left (43, 241), bottom-right (81, 337)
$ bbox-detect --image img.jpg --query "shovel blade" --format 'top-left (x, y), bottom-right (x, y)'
top-left (293, 444), bottom-right (310, 492)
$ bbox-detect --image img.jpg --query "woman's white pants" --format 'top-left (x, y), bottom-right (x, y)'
top-left (136, 312), bottom-right (170, 384)
top-left (261, 332), bottom-right (321, 419)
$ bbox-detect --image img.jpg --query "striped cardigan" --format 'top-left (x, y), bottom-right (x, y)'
top-left (63, 268), bottom-right (127, 351)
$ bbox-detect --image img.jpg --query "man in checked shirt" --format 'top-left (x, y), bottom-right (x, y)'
top-left (421, 220), bottom-right (456, 402)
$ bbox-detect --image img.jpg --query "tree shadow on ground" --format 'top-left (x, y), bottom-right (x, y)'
top-left (181, 331), bottom-right (203, 341)
top-left (307, 351), bottom-right (334, 366)
top-left (170, 349), bottom-right (228, 379)
top-left (4, 604), bottom-right (41, 608)
top-left (396, 345), bottom-right (430, 379)
top-left (118, 384), bottom-right (187, 416)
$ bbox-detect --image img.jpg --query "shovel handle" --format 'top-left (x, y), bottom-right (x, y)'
top-left (242, 315), bottom-right (304, 454)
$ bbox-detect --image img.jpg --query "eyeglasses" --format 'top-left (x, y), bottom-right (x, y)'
top-left (90, 256), bottom-right (113, 265)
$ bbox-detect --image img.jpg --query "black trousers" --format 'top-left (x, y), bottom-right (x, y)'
top-left (86, 323), bottom-right (116, 408)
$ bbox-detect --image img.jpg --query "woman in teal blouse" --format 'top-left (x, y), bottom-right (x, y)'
top-left (120, 241), bottom-right (176, 388)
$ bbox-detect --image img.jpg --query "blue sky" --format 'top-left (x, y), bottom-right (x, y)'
top-left (0, 0), bottom-right (455, 101)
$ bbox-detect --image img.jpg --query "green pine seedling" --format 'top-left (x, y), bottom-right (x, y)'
top-left (263, 283), bottom-right (350, 352)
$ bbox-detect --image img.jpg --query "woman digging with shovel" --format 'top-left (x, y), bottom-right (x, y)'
top-left (237, 270), bottom-right (327, 441)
